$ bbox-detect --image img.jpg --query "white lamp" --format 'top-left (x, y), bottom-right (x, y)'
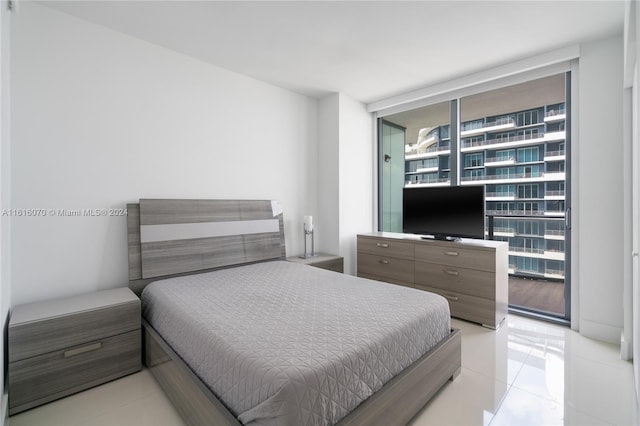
top-left (301, 215), bottom-right (316, 259)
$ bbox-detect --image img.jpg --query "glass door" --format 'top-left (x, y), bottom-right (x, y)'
top-left (460, 73), bottom-right (571, 322)
top-left (377, 73), bottom-right (571, 323)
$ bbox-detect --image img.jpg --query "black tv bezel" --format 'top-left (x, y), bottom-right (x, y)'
top-left (402, 185), bottom-right (486, 241)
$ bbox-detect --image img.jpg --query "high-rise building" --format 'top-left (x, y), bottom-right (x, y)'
top-left (404, 103), bottom-right (566, 280)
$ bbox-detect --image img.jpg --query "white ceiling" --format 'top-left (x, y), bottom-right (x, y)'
top-left (40, 0), bottom-right (625, 104)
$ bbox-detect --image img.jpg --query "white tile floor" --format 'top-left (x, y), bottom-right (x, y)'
top-left (9, 315), bottom-right (640, 426)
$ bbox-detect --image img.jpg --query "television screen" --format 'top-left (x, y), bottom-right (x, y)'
top-left (402, 185), bottom-right (485, 240)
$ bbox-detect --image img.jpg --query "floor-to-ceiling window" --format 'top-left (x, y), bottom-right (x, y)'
top-left (378, 73), bottom-right (571, 323)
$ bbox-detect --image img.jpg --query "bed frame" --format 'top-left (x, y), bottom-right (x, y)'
top-left (127, 199), bottom-right (461, 426)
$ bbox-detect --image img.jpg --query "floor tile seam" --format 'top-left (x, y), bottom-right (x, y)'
top-left (68, 385), bottom-right (165, 426)
top-left (460, 355), bottom-right (527, 387)
top-left (562, 401), bottom-right (619, 426)
top-left (71, 389), bottom-right (171, 426)
top-left (459, 363), bottom-right (501, 381)
top-left (486, 382), bottom-right (514, 426)
top-left (508, 378), bottom-right (564, 407)
top-left (10, 398), bottom-right (117, 426)
top-left (568, 351), bottom-right (635, 372)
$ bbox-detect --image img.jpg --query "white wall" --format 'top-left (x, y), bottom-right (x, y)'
top-left (10, 2), bottom-right (319, 305)
top-left (577, 35), bottom-right (625, 343)
top-left (337, 94), bottom-right (373, 275)
top-left (317, 93), bottom-right (373, 275)
top-left (317, 94), bottom-right (340, 256)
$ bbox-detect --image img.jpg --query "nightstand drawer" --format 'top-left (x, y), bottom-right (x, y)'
top-left (9, 301), bottom-right (140, 362)
top-left (415, 261), bottom-right (495, 299)
top-left (414, 244), bottom-right (494, 272)
top-left (357, 252), bottom-right (414, 284)
top-left (9, 329), bottom-right (141, 414)
top-left (357, 236), bottom-right (414, 260)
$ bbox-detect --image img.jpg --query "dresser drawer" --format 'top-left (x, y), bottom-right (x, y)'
top-left (9, 329), bottom-right (141, 414)
top-left (415, 261), bottom-right (496, 299)
top-left (357, 252), bottom-right (414, 284)
top-left (9, 300), bottom-right (140, 362)
top-left (358, 272), bottom-right (414, 289)
top-left (416, 285), bottom-right (497, 327)
top-left (414, 244), bottom-right (494, 272)
top-left (357, 236), bottom-right (414, 260)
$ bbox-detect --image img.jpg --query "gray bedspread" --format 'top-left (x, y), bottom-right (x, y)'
top-left (142, 260), bottom-right (451, 426)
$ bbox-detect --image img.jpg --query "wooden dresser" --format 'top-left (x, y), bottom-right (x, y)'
top-left (8, 287), bottom-right (141, 415)
top-left (357, 232), bottom-right (508, 329)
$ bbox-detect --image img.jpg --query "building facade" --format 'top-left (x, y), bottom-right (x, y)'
top-left (404, 103), bottom-right (567, 280)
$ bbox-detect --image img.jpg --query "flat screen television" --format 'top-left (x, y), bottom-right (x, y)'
top-left (402, 185), bottom-right (485, 240)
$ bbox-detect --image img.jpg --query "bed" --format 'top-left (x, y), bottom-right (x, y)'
top-left (127, 199), bottom-right (461, 426)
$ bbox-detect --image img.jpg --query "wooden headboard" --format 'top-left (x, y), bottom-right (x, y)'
top-left (127, 199), bottom-right (286, 295)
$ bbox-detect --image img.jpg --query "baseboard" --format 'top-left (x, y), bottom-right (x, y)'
top-left (579, 318), bottom-right (622, 345)
top-left (621, 332), bottom-right (633, 361)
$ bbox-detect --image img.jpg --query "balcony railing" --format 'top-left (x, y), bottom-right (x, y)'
top-left (461, 131), bottom-right (540, 149)
top-left (462, 117), bottom-right (515, 132)
top-left (462, 171), bottom-right (544, 182)
top-left (405, 143), bottom-right (450, 157)
top-left (485, 156), bottom-right (516, 165)
top-left (486, 209), bottom-right (545, 216)
top-left (545, 108), bottom-right (565, 118)
top-left (544, 149), bottom-right (565, 158)
top-left (509, 246), bottom-right (546, 255)
top-left (494, 226), bottom-right (515, 234)
top-left (405, 177), bottom-right (450, 185)
top-left (486, 191), bottom-right (516, 198)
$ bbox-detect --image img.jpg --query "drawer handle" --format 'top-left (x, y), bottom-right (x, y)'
top-left (444, 251), bottom-right (459, 256)
top-left (376, 243), bottom-right (390, 248)
top-left (379, 259), bottom-right (390, 265)
top-left (64, 342), bottom-right (102, 358)
top-left (444, 270), bottom-right (459, 276)
top-left (444, 293), bottom-right (459, 301)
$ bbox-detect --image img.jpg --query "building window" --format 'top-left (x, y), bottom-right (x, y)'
top-left (495, 149), bottom-right (515, 161)
top-left (465, 153), bottom-right (484, 168)
top-left (517, 184), bottom-right (540, 199)
top-left (517, 147), bottom-right (539, 163)
top-left (516, 109), bottom-right (540, 126)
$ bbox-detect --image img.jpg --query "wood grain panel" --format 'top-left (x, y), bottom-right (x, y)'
top-left (132, 199), bottom-right (286, 280)
top-left (140, 233), bottom-right (283, 279)
top-left (417, 284), bottom-right (498, 327)
top-left (414, 261), bottom-right (496, 298)
top-left (357, 252), bottom-right (414, 284)
top-left (414, 243), bottom-right (495, 272)
top-left (9, 329), bottom-right (141, 415)
top-left (357, 236), bottom-right (414, 260)
top-left (139, 199), bottom-right (276, 225)
top-left (9, 301), bottom-right (140, 362)
top-left (357, 232), bottom-right (508, 328)
top-left (127, 203), bottom-right (142, 280)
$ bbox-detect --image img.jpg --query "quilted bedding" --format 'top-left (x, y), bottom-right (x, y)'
top-left (141, 260), bottom-right (451, 426)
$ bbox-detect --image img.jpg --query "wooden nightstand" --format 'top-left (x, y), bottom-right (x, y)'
top-left (287, 253), bottom-right (344, 273)
top-left (8, 287), bottom-right (141, 415)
